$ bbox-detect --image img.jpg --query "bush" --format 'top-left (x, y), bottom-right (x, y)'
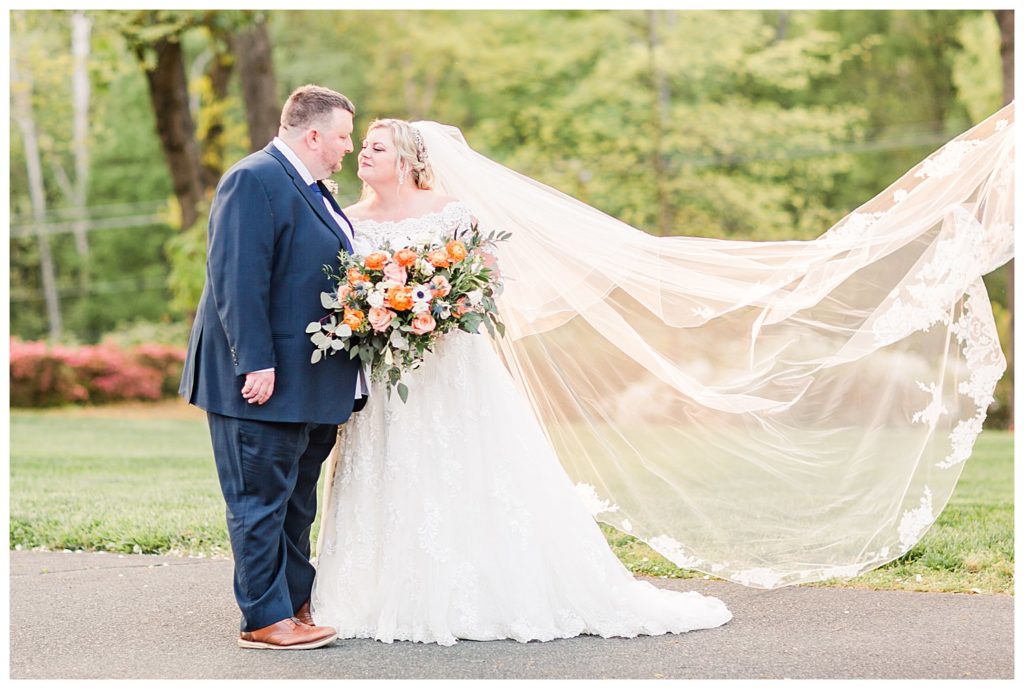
top-left (9, 337), bottom-right (185, 407)
top-left (100, 319), bottom-right (192, 347)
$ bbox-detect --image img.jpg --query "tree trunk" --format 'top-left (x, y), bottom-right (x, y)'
top-left (774, 10), bottom-right (790, 43)
top-left (401, 50), bottom-right (439, 121)
top-left (70, 10), bottom-right (91, 260)
top-left (994, 9), bottom-right (1014, 428)
top-left (995, 10), bottom-right (1014, 106)
top-left (139, 36), bottom-right (203, 229)
top-left (645, 10), bottom-right (672, 235)
top-left (232, 18), bottom-right (279, 151)
top-left (199, 46), bottom-right (235, 191)
top-left (12, 54), bottom-right (62, 341)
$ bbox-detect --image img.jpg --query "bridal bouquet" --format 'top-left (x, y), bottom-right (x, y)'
top-left (308, 224), bottom-right (510, 402)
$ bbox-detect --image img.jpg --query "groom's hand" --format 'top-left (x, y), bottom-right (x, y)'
top-left (241, 370), bottom-right (276, 405)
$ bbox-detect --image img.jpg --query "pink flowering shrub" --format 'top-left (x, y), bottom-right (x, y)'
top-left (133, 343), bottom-right (188, 397)
top-left (10, 338), bottom-right (185, 407)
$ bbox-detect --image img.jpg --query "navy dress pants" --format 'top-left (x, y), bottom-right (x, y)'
top-left (207, 411), bottom-right (337, 631)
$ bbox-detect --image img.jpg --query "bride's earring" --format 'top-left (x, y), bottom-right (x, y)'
top-left (398, 166), bottom-right (407, 186)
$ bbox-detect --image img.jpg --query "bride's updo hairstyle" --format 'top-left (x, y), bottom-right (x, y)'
top-left (366, 118), bottom-right (435, 190)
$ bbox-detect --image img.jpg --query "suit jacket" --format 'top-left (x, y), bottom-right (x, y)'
top-left (179, 143), bottom-right (361, 424)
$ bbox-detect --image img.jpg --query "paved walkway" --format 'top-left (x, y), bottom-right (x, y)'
top-left (8, 551), bottom-right (1013, 679)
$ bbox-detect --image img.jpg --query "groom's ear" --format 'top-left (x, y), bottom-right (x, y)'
top-left (304, 127), bottom-right (321, 149)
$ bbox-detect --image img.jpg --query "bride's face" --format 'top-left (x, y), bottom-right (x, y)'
top-left (357, 128), bottom-right (399, 187)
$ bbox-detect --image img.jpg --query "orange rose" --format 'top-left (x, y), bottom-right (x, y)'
top-left (386, 285), bottom-right (414, 311)
top-left (410, 311), bottom-right (436, 335)
top-left (427, 249), bottom-right (450, 268)
top-left (343, 308), bottom-right (365, 330)
top-left (364, 251), bottom-right (388, 271)
top-left (453, 296), bottom-right (470, 317)
top-left (446, 240), bottom-right (467, 262)
top-left (367, 306), bottom-right (396, 332)
top-left (393, 248), bottom-right (418, 267)
top-left (347, 267), bottom-right (369, 285)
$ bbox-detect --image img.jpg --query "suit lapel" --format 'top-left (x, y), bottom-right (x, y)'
top-left (264, 144), bottom-right (353, 253)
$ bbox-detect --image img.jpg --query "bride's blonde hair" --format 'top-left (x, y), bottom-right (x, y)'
top-left (360, 118), bottom-right (435, 199)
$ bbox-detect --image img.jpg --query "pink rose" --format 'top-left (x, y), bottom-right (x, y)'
top-left (429, 274), bottom-right (451, 297)
top-left (336, 285), bottom-right (352, 302)
top-left (410, 311), bottom-right (436, 335)
top-left (480, 250), bottom-right (501, 281)
top-left (367, 307), bottom-right (396, 332)
top-left (383, 261), bottom-right (408, 285)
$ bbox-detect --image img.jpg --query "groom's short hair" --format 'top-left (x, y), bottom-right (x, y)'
top-left (281, 84), bottom-right (355, 130)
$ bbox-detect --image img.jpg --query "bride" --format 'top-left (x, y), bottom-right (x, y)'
top-left (311, 119), bottom-right (732, 645)
top-left (312, 105), bottom-right (1013, 644)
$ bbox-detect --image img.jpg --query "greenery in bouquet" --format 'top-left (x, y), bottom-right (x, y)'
top-left (308, 224), bottom-right (511, 402)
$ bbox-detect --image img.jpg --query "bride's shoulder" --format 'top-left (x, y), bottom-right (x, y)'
top-left (343, 199), bottom-right (372, 220)
top-left (434, 194), bottom-right (461, 208)
top-left (432, 195), bottom-right (477, 224)
top-left (424, 193), bottom-right (462, 213)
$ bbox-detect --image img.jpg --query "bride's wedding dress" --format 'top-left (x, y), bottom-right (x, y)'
top-left (313, 102), bottom-right (1013, 644)
top-left (311, 201), bottom-right (733, 645)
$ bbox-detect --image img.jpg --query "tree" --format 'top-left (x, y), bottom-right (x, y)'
top-left (994, 10), bottom-right (1013, 106)
top-left (11, 46), bottom-right (63, 341)
top-left (70, 11), bottom-right (92, 262)
top-left (232, 13), bottom-right (279, 151)
top-left (118, 12), bottom-right (205, 229)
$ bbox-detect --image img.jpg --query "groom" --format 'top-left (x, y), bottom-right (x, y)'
top-left (180, 84), bottom-right (365, 650)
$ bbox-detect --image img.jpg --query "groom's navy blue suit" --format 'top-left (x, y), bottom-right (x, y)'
top-left (180, 142), bottom-right (362, 631)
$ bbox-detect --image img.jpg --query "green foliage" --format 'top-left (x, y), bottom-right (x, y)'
top-left (8, 10), bottom-right (1011, 420)
top-left (99, 318), bottom-right (192, 347)
top-left (165, 201), bottom-right (209, 317)
top-left (10, 11), bottom-right (177, 343)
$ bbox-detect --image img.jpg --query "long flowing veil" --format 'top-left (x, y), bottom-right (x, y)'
top-left (413, 103), bottom-right (1014, 588)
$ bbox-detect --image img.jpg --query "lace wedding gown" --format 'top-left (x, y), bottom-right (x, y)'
top-left (311, 201), bottom-right (732, 645)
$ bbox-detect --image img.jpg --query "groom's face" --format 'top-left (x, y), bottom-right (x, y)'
top-left (313, 108), bottom-right (355, 178)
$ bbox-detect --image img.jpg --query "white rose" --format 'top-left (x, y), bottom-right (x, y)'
top-left (367, 290), bottom-right (385, 308)
top-left (467, 289), bottom-right (484, 306)
top-left (416, 259), bottom-right (435, 277)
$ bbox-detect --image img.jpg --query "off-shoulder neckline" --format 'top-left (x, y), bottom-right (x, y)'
top-left (348, 200), bottom-right (465, 227)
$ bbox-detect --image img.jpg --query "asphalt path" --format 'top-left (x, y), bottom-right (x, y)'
top-left (8, 550), bottom-right (1013, 679)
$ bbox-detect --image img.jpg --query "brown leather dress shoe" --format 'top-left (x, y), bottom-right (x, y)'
top-left (294, 600), bottom-right (315, 627)
top-left (238, 617), bottom-right (337, 650)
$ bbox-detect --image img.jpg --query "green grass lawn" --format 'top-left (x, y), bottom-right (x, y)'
top-left (8, 403), bottom-right (1013, 593)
